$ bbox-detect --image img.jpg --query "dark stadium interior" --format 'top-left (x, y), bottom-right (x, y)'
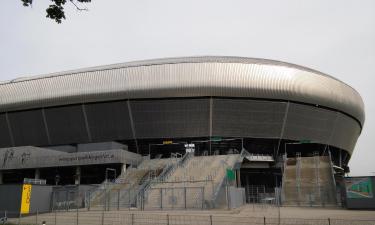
top-left (0, 96), bottom-right (359, 187)
top-left (1, 169), bottom-right (35, 184)
top-left (39, 164), bottom-right (122, 185)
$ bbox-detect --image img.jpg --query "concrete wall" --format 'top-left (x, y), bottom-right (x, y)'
top-left (77, 142), bottom-right (127, 152)
top-left (228, 186), bottom-right (246, 208)
top-left (0, 184), bottom-right (22, 216)
top-left (0, 184), bottom-right (53, 217)
top-left (345, 176), bottom-right (375, 209)
top-left (30, 185), bottom-right (53, 213)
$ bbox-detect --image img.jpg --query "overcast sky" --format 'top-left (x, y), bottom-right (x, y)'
top-left (0, 0), bottom-right (374, 176)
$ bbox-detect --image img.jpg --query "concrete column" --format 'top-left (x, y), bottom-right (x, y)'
top-left (121, 163), bottom-right (127, 175)
top-left (236, 170), bottom-right (241, 187)
top-left (35, 168), bottom-right (40, 180)
top-left (75, 166), bottom-right (81, 185)
top-left (0, 171), bottom-right (3, 184)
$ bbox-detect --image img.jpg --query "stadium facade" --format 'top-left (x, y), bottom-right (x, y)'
top-left (0, 56), bottom-right (365, 207)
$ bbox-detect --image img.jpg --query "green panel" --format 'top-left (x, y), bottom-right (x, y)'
top-left (226, 169), bottom-right (235, 181)
top-left (346, 177), bottom-right (373, 199)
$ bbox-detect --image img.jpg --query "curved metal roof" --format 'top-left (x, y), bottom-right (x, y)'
top-left (0, 56), bottom-right (365, 125)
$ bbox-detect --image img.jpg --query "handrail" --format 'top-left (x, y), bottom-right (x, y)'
top-left (211, 154), bottom-right (242, 207)
top-left (328, 150), bottom-right (337, 204)
top-left (280, 153), bottom-right (288, 204)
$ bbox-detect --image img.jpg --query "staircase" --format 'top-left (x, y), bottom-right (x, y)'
top-left (281, 153), bottom-right (337, 206)
top-left (143, 154), bottom-right (241, 209)
top-left (88, 158), bottom-right (178, 210)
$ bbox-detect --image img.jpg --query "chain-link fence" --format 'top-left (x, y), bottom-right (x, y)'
top-left (142, 186), bottom-right (205, 210)
top-left (2, 210), bottom-right (375, 225)
top-left (282, 185), bottom-right (337, 207)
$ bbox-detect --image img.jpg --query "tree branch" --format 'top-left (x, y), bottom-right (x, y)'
top-left (70, 0), bottom-right (88, 11)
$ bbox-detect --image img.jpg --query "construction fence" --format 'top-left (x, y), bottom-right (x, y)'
top-left (2, 210), bottom-right (375, 225)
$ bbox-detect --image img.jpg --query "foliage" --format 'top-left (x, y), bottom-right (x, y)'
top-left (21, 0), bottom-right (91, 23)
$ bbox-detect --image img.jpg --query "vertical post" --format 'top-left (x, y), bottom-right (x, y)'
top-left (18, 212), bottom-right (21, 225)
top-left (36, 210), bottom-right (38, 225)
top-left (76, 207), bottom-right (79, 225)
top-left (160, 188), bottom-right (163, 210)
top-left (75, 166), bottom-right (81, 185)
top-left (54, 210), bottom-right (57, 225)
top-left (263, 216), bottom-right (266, 225)
top-left (65, 191), bottom-right (68, 211)
top-left (184, 187), bottom-right (187, 209)
top-left (209, 97), bottom-right (213, 156)
top-left (328, 218), bottom-right (331, 225)
top-left (166, 214), bottom-right (169, 225)
top-left (103, 190), bottom-right (107, 211)
top-left (202, 187), bottom-right (205, 209)
top-left (225, 178), bottom-right (230, 210)
top-left (209, 215), bottom-right (213, 225)
top-left (35, 169), bottom-right (40, 180)
top-left (131, 214), bottom-right (134, 225)
top-left (117, 189), bottom-right (120, 210)
top-left (101, 210), bottom-right (104, 225)
top-left (88, 191), bottom-right (91, 211)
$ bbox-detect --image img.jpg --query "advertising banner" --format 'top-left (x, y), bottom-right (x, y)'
top-left (346, 177), bottom-right (373, 199)
top-left (20, 184), bottom-right (32, 214)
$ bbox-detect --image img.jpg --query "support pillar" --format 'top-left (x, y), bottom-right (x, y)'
top-left (75, 166), bottom-right (81, 185)
top-left (121, 163), bottom-right (127, 175)
top-left (236, 170), bottom-right (241, 187)
top-left (35, 168), bottom-right (40, 180)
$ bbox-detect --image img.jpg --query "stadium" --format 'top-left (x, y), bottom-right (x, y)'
top-left (0, 56), bottom-right (366, 211)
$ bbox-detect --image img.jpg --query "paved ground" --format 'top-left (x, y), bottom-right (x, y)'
top-left (7, 204), bottom-right (375, 225)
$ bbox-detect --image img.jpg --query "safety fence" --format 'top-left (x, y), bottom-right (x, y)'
top-left (50, 179), bottom-right (239, 211)
top-left (2, 210), bottom-right (375, 225)
top-left (142, 186), bottom-right (205, 210)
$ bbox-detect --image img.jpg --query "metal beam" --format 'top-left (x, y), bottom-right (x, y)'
top-left (127, 100), bottom-right (139, 154)
top-left (41, 108), bottom-right (52, 145)
top-left (209, 97), bottom-right (213, 155)
top-left (81, 104), bottom-right (92, 142)
top-left (275, 102), bottom-right (290, 157)
top-left (5, 112), bottom-right (15, 147)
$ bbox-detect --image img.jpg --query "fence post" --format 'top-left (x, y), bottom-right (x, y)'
top-left (328, 218), bottom-right (331, 225)
top-left (160, 188), bottom-right (163, 210)
top-left (202, 187), bottom-right (205, 209)
top-left (184, 187), bottom-right (187, 209)
top-left (36, 210), bottom-right (38, 225)
top-left (103, 190), bottom-right (107, 211)
top-left (76, 207), bottom-right (79, 225)
top-left (209, 215), bottom-right (213, 225)
top-left (263, 216), bottom-right (266, 225)
top-left (131, 213), bottom-right (134, 225)
top-left (166, 214), bottom-right (169, 225)
top-left (54, 210), bottom-right (57, 225)
top-left (66, 191), bottom-right (69, 211)
top-left (117, 189), bottom-right (120, 210)
top-left (88, 191), bottom-right (91, 211)
top-left (101, 210), bottom-right (104, 225)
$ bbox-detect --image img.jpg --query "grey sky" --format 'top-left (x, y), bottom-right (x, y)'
top-left (0, 0), bottom-right (374, 176)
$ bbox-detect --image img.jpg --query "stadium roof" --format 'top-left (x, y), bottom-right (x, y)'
top-left (0, 56), bottom-right (365, 126)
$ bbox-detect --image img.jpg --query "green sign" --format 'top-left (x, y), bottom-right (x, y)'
top-left (211, 137), bottom-right (222, 142)
top-left (346, 177), bottom-right (373, 199)
top-left (226, 169), bottom-right (235, 181)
